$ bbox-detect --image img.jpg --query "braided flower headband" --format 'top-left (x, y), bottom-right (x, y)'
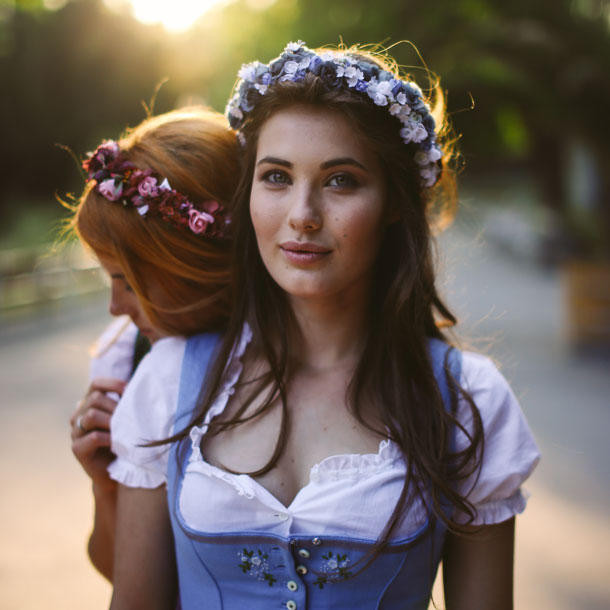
top-left (226, 41), bottom-right (443, 187)
top-left (82, 140), bottom-right (228, 238)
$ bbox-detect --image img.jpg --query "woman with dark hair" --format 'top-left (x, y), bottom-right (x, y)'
top-left (110, 42), bottom-right (539, 609)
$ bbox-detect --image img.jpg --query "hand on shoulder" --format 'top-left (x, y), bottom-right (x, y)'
top-left (70, 377), bottom-right (127, 490)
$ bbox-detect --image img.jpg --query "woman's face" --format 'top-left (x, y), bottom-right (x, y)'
top-left (250, 105), bottom-right (387, 306)
top-left (98, 254), bottom-right (163, 343)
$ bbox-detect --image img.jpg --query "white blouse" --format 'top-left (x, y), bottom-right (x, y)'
top-left (89, 317), bottom-right (138, 386)
top-left (109, 328), bottom-right (540, 539)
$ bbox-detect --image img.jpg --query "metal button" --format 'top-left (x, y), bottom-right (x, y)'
top-left (311, 537), bottom-right (322, 546)
top-left (286, 601), bottom-right (297, 610)
top-left (296, 564), bottom-right (308, 575)
top-left (297, 548), bottom-right (310, 559)
top-left (287, 580), bottom-right (298, 592)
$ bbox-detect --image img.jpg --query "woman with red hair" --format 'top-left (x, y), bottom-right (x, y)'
top-left (69, 106), bottom-right (240, 580)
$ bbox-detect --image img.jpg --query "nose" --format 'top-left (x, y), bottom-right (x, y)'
top-left (288, 185), bottom-right (322, 232)
top-left (109, 284), bottom-right (134, 318)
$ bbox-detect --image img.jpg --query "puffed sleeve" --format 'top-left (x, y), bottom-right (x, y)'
top-left (453, 351), bottom-right (541, 525)
top-left (107, 336), bottom-right (186, 489)
top-left (88, 317), bottom-right (138, 384)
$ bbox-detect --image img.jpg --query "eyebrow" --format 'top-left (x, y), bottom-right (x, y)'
top-left (110, 273), bottom-right (125, 280)
top-left (320, 157), bottom-right (367, 171)
top-left (256, 156), bottom-right (367, 171)
top-left (257, 156), bottom-right (292, 168)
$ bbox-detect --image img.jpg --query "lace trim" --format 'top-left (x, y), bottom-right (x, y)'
top-left (189, 323), bottom-right (253, 459)
top-left (309, 439), bottom-right (402, 483)
top-left (108, 456), bottom-right (167, 489)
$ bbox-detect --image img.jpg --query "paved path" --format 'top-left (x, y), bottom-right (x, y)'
top-left (0, 219), bottom-right (608, 609)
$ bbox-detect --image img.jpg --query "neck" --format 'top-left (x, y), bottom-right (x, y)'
top-left (287, 283), bottom-right (371, 372)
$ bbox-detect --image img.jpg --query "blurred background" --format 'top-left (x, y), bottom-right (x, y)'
top-left (0, 0), bottom-right (608, 608)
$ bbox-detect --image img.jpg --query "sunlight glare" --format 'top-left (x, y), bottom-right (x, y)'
top-left (129, 0), bottom-right (229, 32)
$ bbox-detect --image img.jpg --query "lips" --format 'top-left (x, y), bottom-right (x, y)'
top-left (279, 241), bottom-right (331, 265)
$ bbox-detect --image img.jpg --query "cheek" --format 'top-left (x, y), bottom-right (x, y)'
top-left (337, 203), bottom-right (385, 256)
top-left (250, 191), bottom-right (280, 248)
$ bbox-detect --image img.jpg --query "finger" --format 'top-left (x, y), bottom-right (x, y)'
top-left (88, 377), bottom-right (127, 396)
top-left (80, 407), bottom-right (112, 434)
top-left (82, 390), bottom-right (120, 415)
top-left (71, 414), bottom-right (88, 440)
top-left (72, 430), bottom-right (112, 457)
top-left (70, 398), bottom-right (87, 425)
top-left (72, 433), bottom-right (115, 477)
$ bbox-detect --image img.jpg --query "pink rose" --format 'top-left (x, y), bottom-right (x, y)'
top-left (201, 199), bottom-right (220, 214)
top-left (188, 208), bottom-right (215, 234)
top-left (138, 176), bottom-right (159, 198)
top-left (98, 178), bottom-right (123, 201)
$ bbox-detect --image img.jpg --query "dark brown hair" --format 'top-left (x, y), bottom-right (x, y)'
top-left (179, 49), bottom-right (483, 556)
top-left (71, 107), bottom-right (240, 336)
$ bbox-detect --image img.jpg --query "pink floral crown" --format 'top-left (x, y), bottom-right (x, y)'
top-left (82, 140), bottom-right (229, 238)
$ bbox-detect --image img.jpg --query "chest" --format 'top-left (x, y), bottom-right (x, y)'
top-left (201, 365), bottom-right (384, 507)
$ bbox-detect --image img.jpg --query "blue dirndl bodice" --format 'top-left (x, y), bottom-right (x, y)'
top-left (167, 333), bottom-right (461, 610)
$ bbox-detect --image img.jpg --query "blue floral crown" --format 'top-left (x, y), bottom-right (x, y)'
top-left (226, 41), bottom-right (443, 188)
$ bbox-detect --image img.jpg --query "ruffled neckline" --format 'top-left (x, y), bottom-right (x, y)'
top-left (309, 439), bottom-right (402, 483)
top-left (187, 325), bottom-right (403, 502)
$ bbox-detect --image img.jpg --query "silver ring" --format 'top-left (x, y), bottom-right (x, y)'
top-left (76, 414), bottom-right (87, 433)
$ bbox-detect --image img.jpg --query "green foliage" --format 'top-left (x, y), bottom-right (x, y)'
top-left (1, 0), bottom-right (609, 251)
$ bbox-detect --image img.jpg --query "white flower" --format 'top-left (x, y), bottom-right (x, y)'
top-left (319, 51), bottom-right (335, 62)
top-left (229, 104), bottom-right (243, 120)
top-left (254, 83), bottom-right (268, 94)
top-left (327, 559), bottom-right (338, 570)
top-left (343, 66), bottom-right (364, 87)
top-left (428, 145), bottom-right (442, 163)
top-left (286, 40), bottom-right (305, 52)
top-left (400, 119), bottom-right (428, 144)
top-left (299, 56), bottom-right (312, 70)
top-left (396, 92), bottom-right (408, 105)
top-left (284, 60), bottom-right (299, 74)
top-left (377, 80), bottom-right (393, 97)
top-left (251, 556), bottom-right (262, 566)
top-left (137, 204), bottom-right (149, 216)
top-left (367, 78), bottom-right (394, 106)
top-left (238, 63), bottom-right (257, 82)
top-left (389, 103), bottom-right (411, 120)
top-left (159, 178), bottom-right (172, 191)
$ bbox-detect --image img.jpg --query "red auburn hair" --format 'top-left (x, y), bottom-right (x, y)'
top-left (73, 107), bottom-right (240, 335)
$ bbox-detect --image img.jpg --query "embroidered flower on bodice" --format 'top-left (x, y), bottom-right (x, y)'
top-left (238, 548), bottom-right (277, 587)
top-left (312, 551), bottom-right (352, 589)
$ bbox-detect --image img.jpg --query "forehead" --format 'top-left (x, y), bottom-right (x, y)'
top-left (256, 105), bottom-right (375, 164)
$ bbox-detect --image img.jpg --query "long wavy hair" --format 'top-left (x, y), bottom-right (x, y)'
top-left (71, 107), bottom-right (240, 336)
top-left (176, 48), bottom-right (483, 556)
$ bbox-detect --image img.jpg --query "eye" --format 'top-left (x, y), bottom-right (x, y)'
top-left (261, 169), bottom-right (291, 186)
top-left (109, 275), bottom-right (134, 293)
top-left (327, 173), bottom-right (359, 189)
